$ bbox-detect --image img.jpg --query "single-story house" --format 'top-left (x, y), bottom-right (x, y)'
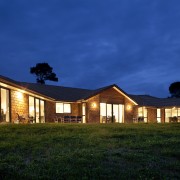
top-left (0, 75), bottom-right (180, 124)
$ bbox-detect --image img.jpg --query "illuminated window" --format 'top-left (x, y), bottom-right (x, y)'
top-left (165, 108), bottom-right (180, 123)
top-left (56, 103), bottom-right (71, 113)
top-left (29, 96), bottom-right (45, 123)
top-left (1, 88), bottom-right (10, 122)
top-left (157, 109), bottom-right (161, 123)
top-left (100, 103), bottom-right (124, 123)
top-left (138, 107), bottom-right (147, 122)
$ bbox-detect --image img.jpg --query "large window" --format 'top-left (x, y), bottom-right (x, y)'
top-left (56, 103), bottom-right (71, 113)
top-left (165, 108), bottom-right (180, 123)
top-left (29, 96), bottom-right (45, 123)
top-left (138, 107), bottom-right (147, 122)
top-left (0, 88), bottom-right (10, 123)
top-left (100, 103), bottom-right (124, 123)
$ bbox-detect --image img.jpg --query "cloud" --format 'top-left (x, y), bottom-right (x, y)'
top-left (0, 0), bottom-right (180, 98)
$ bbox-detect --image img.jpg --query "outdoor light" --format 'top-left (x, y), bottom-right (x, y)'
top-left (91, 102), bottom-right (97, 108)
top-left (16, 92), bottom-right (23, 100)
top-left (126, 105), bottom-right (132, 111)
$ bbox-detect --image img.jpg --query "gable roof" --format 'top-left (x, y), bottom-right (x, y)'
top-left (19, 83), bottom-right (137, 104)
top-left (0, 75), bottom-right (136, 103)
top-left (130, 94), bottom-right (180, 107)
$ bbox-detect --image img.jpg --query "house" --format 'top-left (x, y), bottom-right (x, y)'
top-left (0, 75), bottom-right (180, 124)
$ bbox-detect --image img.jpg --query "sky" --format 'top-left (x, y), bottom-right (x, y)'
top-left (0, 0), bottom-right (180, 98)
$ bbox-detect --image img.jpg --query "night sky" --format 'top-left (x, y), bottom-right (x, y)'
top-left (0, 0), bottom-right (180, 98)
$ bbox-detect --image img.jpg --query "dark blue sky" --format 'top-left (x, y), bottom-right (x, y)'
top-left (0, 0), bottom-right (180, 97)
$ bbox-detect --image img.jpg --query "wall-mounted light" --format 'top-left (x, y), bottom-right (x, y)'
top-left (126, 104), bottom-right (132, 111)
top-left (91, 102), bottom-right (97, 108)
top-left (16, 91), bottom-right (23, 100)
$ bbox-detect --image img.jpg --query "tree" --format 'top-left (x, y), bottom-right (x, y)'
top-left (30, 63), bottom-right (58, 84)
top-left (169, 82), bottom-right (180, 98)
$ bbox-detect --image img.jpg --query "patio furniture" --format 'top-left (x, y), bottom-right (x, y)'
top-left (169, 116), bottom-right (178, 123)
top-left (70, 116), bottom-right (77, 123)
top-left (133, 117), bottom-right (138, 123)
top-left (77, 116), bottom-right (82, 123)
top-left (64, 116), bottom-right (71, 123)
top-left (138, 116), bottom-right (144, 122)
top-left (28, 116), bottom-right (34, 124)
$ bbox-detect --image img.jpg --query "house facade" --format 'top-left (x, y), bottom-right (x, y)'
top-left (0, 75), bottom-right (180, 124)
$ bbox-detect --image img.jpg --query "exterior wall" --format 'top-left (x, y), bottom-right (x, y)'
top-left (133, 106), bottom-right (138, 119)
top-left (161, 108), bottom-right (165, 123)
top-left (147, 108), bottom-right (157, 123)
top-left (45, 101), bottom-right (55, 122)
top-left (86, 87), bottom-right (136, 123)
top-left (48, 102), bottom-right (81, 122)
top-left (99, 88), bottom-right (124, 104)
top-left (124, 98), bottom-right (136, 123)
top-left (86, 95), bottom-right (100, 123)
top-left (11, 90), bottom-right (28, 123)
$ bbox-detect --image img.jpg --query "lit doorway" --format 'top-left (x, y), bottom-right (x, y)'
top-left (100, 103), bottom-right (124, 123)
top-left (0, 88), bottom-right (10, 123)
top-left (29, 96), bottom-right (45, 123)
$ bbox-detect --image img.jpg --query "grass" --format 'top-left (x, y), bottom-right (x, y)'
top-left (0, 123), bottom-right (179, 179)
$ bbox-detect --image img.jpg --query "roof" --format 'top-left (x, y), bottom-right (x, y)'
top-left (1, 74), bottom-right (180, 106)
top-left (130, 94), bottom-right (180, 107)
top-left (0, 75), bottom-right (135, 102)
top-left (19, 83), bottom-right (136, 103)
top-left (19, 82), bottom-right (94, 101)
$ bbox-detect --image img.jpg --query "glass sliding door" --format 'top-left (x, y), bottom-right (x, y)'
top-left (35, 99), bottom-right (40, 123)
top-left (0, 88), bottom-right (10, 123)
top-left (100, 103), bottom-right (106, 123)
top-left (113, 104), bottom-right (119, 123)
top-left (107, 104), bottom-right (112, 123)
top-left (100, 103), bottom-right (124, 123)
top-left (29, 96), bottom-right (35, 119)
top-left (29, 96), bottom-right (45, 123)
top-left (40, 100), bottom-right (45, 123)
top-left (119, 104), bottom-right (124, 123)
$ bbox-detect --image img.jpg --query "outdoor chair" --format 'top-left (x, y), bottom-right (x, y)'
top-left (70, 116), bottom-right (77, 123)
top-left (16, 113), bottom-right (27, 123)
top-left (64, 116), bottom-right (71, 123)
top-left (77, 116), bottom-right (82, 123)
top-left (138, 116), bottom-right (144, 123)
top-left (54, 116), bottom-right (59, 123)
top-left (133, 117), bottom-right (138, 123)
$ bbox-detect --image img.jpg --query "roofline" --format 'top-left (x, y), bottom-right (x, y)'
top-left (113, 86), bottom-right (138, 105)
top-left (83, 84), bottom-right (138, 105)
top-left (0, 77), bottom-right (55, 101)
top-left (83, 84), bottom-right (115, 100)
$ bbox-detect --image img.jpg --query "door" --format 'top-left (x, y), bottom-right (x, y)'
top-left (107, 104), bottom-right (112, 123)
top-left (0, 88), bottom-right (10, 123)
top-left (35, 99), bottom-right (40, 123)
top-left (100, 103), bottom-right (124, 123)
top-left (113, 104), bottom-right (119, 123)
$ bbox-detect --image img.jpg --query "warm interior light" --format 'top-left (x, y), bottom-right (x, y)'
top-left (91, 102), bottom-right (97, 108)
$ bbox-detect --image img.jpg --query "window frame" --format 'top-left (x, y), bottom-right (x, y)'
top-left (56, 103), bottom-right (71, 113)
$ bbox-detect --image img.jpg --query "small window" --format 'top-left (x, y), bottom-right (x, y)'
top-left (56, 103), bottom-right (71, 113)
top-left (157, 109), bottom-right (161, 123)
top-left (64, 104), bottom-right (71, 113)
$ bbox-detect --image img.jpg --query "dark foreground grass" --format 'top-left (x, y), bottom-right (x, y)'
top-left (0, 123), bottom-right (179, 179)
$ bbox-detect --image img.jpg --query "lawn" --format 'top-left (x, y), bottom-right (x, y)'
top-left (0, 123), bottom-right (179, 179)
